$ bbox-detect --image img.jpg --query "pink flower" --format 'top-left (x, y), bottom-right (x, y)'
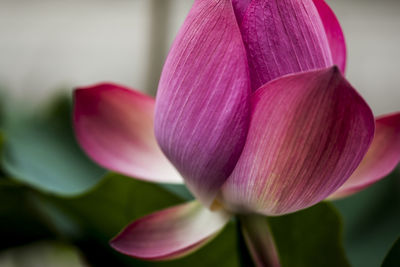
top-left (73, 0), bottom-right (400, 263)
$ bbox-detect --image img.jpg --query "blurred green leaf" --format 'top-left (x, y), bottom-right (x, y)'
top-left (0, 132), bottom-right (3, 152)
top-left (0, 181), bottom-right (54, 250)
top-left (36, 173), bottom-right (240, 267)
top-left (159, 183), bottom-right (194, 200)
top-left (0, 241), bottom-right (86, 267)
top-left (382, 237), bottom-right (400, 267)
top-left (40, 173), bottom-right (184, 238)
top-left (0, 132), bottom-right (5, 177)
top-left (334, 171), bottom-right (400, 267)
top-left (0, 88), bottom-right (5, 128)
top-left (1, 96), bottom-right (106, 196)
top-left (268, 202), bottom-right (350, 267)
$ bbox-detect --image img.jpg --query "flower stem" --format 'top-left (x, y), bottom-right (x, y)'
top-left (238, 214), bottom-right (281, 267)
top-left (237, 218), bottom-right (256, 267)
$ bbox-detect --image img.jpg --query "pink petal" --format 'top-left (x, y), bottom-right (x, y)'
top-left (240, 0), bottom-right (333, 91)
top-left (155, 0), bottom-right (251, 206)
top-left (232, 0), bottom-right (252, 25)
top-left (329, 112), bottom-right (400, 199)
top-left (313, 0), bottom-right (347, 73)
top-left (221, 67), bottom-right (375, 216)
top-left (110, 201), bottom-right (231, 260)
top-left (74, 83), bottom-right (182, 184)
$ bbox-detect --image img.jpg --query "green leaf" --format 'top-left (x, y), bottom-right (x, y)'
top-left (382, 237), bottom-right (400, 267)
top-left (36, 173), bottom-right (240, 267)
top-left (159, 183), bottom-right (194, 201)
top-left (334, 171), bottom-right (400, 267)
top-left (0, 241), bottom-right (86, 267)
top-left (0, 132), bottom-right (5, 177)
top-left (268, 202), bottom-right (350, 267)
top-left (40, 173), bottom-right (184, 238)
top-left (0, 180), bottom-right (54, 250)
top-left (1, 96), bottom-right (106, 195)
top-left (0, 87), bottom-right (5, 128)
top-left (0, 132), bottom-right (3, 153)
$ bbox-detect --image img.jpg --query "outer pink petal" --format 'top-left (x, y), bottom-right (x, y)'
top-left (74, 83), bottom-right (182, 184)
top-left (313, 0), bottom-right (347, 73)
top-left (155, 0), bottom-right (251, 206)
top-left (240, 0), bottom-right (333, 91)
top-left (110, 201), bottom-right (231, 260)
top-left (329, 112), bottom-right (400, 199)
top-left (221, 67), bottom-right (375, 216)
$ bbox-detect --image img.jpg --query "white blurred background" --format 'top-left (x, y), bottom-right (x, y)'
top-left (0, 0), bottom-right (399, 115)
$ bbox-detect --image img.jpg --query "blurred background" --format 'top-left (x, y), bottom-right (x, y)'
top-left (0, 0), bottom-right (399, 266)
top-left (0, 0), bottom-right (399, 114)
